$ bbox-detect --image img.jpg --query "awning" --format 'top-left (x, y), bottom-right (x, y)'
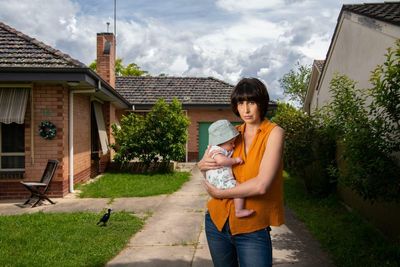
top-left (0, 88), bottom-right (30, 124)
top-left (93, 101), bottom-right (109, 154)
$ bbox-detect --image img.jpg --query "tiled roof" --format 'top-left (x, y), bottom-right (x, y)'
top-left (0, 21), bottom-right (86, 68)
top-left (314, 60), bottom-right (325, 72)
top-left (343, 2), bottom-right (400, 26)
top-left (116, 76), bottom-right (234, 105)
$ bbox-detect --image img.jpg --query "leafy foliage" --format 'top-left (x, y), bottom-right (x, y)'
top-left (272, 103), bottom-right (337, 196)
top-left (279, 63), bottom-right (311, 106)
top-left (323, 73), bottom-right (400, 202)
top-left (280, 41), bottom-right (400, 202)
top-left (116, 59), bottom-right (149, 76)
top-left (272, 103), bottom-right (314, 174)
top-left (111, 98), bottom-right (189, 171)
top-left (111, 113), bottom-right (152, 164)
top-left (145, 99), bottom-right (190, 165)
top-left (369, 39), bottom-right (400, 154)
top-left (89, 58), bottom-right (149, 76)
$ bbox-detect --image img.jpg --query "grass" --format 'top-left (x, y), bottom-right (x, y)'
top-left (284, 171), bottom-right (400, 267)
top-left (0, 211), bottom-right (143, 267)
top-left (77, 171), bottom-right (191, 198)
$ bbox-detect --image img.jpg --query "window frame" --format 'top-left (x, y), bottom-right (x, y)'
top-left (0, 123), bottom-right (25, 171)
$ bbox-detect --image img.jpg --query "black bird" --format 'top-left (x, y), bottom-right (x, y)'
top-left (97, 208), bottom-right (112, 226)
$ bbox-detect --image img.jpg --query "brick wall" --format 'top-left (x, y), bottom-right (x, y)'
top-left (96, 33), bottom-right (115, 88)
top-left (72, 94), bottom-right (91, 181)
top-left (0, 85), bottom-right (115, 200)
top-left (0, 84), bottom-right (67, 199)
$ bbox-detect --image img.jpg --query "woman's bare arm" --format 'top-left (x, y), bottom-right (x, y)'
top-left (213, 154), bottom-right (242, 167)
top-left (204, 126), bottom-right (284, 198)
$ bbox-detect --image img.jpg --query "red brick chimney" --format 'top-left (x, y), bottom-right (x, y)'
top-left (96, 32), bottom-right (115, 88)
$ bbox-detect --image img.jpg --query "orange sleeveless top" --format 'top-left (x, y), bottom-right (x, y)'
top-left (207, 119), bottom-right (284, 235)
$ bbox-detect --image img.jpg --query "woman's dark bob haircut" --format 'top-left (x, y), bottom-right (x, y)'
top-left (231, 77), bottom-right (270, 120)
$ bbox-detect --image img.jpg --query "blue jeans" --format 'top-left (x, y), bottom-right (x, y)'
top-left (205, 212), bottom-right (272, 267)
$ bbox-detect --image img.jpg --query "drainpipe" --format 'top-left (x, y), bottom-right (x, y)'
top-left (184, 110), bottom-right (188, 162)
top-left (69, 88), bottom-right (96, 193)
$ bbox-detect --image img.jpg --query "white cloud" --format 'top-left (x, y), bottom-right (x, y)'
top-left (216, 0), bottom-right (284, 12)
top-left (1, 0), bottom-right (382, 100)
top-left (197, 17), bottom-right (286, 53)
top-left (0, 0), bottom-right (79, 45)
top-left (169, 56), bottom-right (189, 75)
top-left (298, 34), bottom-right (331, 60)
top-left (115, 19), bottom-right (196, 75)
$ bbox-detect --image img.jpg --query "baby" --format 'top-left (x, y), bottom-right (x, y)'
top-left (206, 119), bottom-right (254, 218)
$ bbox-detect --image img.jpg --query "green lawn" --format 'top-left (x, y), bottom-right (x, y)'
top-left (77, 172), bottom-right (191, 198)
top-left (284, 171), bottom-right (400, 267)
top-left (0, 212), bottom-right (143, 267)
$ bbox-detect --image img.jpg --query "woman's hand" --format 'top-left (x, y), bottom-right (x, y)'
top-left (203, 180), bottom-right (224, 199)
top-left (197, 146), bottom-right (221, 171)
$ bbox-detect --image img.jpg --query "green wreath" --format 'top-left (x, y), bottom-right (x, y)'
top-left (39, 121), bottom-right (57, 140)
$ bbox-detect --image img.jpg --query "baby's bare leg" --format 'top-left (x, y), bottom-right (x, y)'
top-left (234, 198), bottom-right (254, 218)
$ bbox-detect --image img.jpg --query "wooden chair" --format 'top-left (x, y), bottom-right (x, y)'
top-left (20, 159), bottom-right (59, 208)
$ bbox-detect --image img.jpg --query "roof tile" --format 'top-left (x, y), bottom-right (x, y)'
top-left (0, 21), bottom-right (86, 68)
top-left (343, 2), bottom-right (400, 26)
top-left (116, 76), bottom-right (234, 105)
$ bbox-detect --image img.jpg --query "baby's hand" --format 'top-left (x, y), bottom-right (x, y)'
top-left (235, 157), bottom-right (243, 164)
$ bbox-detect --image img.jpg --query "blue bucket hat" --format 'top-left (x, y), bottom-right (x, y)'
top-left (208, 119), bottom-right (239, 146)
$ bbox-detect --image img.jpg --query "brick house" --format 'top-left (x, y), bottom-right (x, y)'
top-left (0, 22), bottom-right (130, 199)
top-left (116, 76), bottom-right (277, 161)
top-left (0, 21), bottom-right (277, 199)
top-left (116, 76), bottom-right (244, 162)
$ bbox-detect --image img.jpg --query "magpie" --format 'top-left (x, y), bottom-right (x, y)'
top-left (97, 208), bottom-right (112, 226)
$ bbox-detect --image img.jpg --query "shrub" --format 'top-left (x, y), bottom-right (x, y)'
top-left (369, 39), bottom-right (400, 154)
top-left (272, 103), bottom-right (313, 176)
top-left (111, 98), bottom-right (190, 172)
top-left (272, 103), bottom-right (336, 196)
top-left (145, 98), bottom-right (190, 170)
top-left (111, 112), bottom-right (152, 164)
top-left (324, 73), bottom-right (400, 202)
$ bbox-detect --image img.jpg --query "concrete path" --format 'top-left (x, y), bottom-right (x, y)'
top-left (0, 165), bottom-right (335, 267)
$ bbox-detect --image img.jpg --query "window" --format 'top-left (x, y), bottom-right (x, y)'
top-left (0, 123), bottom-right (25, 171)
top-left (92, 102), bottom-right (109, 155)
top-left (91, 104), bottom-right (100, 155)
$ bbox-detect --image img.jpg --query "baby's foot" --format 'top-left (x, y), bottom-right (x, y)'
top-left (235, 209), bottom-right (254, 218)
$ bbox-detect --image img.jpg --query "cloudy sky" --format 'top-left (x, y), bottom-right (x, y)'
top-left (0, 0), bottom-right (380, 100)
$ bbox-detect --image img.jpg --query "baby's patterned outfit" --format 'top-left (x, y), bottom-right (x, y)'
top-left (205, 145), bottom-right (237, 189)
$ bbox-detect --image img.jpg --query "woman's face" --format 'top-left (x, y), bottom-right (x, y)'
top-left (237, 100), bottom-right (260, 124)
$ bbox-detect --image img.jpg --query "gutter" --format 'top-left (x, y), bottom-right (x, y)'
top-left (0, 67), bottom-right (131, 109)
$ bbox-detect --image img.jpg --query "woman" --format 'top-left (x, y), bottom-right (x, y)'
top-left (198, 77), bottom-right (285, 267)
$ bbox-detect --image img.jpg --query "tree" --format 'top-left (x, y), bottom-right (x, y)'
top-left (145, 98), bottom-right (190, 168)
top-left (323, 74), bottom-right (400, 202)
top-left (111, 98), bottom-right (190, 172)
top-left (89, 58), bottom-right (148, 76)
top-left (272, 102), bottom-right (337, 197)
top-left (279, 63), bottom-right (311, 106)
top-left (110, 113), bottom-right (154, 165)
top-left (369, 39), bottom-right (400, 154)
